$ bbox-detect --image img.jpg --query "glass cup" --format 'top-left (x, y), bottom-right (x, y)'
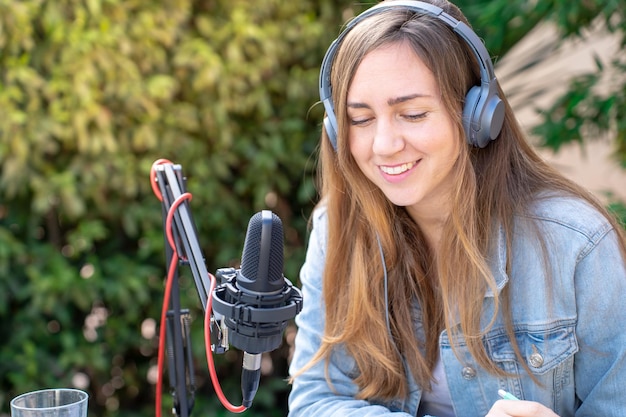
top-left (10, 388), bottom-right (88, 417)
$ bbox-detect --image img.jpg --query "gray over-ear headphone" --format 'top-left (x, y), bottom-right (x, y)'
top-left (319, 0), bottom-right (505, 150)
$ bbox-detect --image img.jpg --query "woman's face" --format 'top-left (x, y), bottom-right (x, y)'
top-left (347, 41), bottom-right (461, 223)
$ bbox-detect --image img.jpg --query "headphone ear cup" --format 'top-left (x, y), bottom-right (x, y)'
top-left (482, 95), bottom-right (505, 146)
top-left (462, 86), bottom-right (482, 147)
top-left (463, 85), bottom-right (505, 148)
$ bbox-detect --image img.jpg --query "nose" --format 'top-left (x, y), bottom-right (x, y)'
top-left (372, 118), bottom-right (405, 156)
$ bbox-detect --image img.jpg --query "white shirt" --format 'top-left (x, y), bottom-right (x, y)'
top-left (416, 356), bottom-right (455, 417)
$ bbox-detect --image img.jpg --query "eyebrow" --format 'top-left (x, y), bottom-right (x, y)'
top-left (347, 93), bottom-right (431, 109)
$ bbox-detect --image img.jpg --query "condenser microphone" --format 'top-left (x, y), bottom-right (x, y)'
top-left (212, 210), bottom-right (303, 408)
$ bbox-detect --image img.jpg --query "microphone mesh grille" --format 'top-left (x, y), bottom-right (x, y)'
top-left (241, 212), bottom-right (284, 283)
top-left (268, 213), bottom-right (284, 282)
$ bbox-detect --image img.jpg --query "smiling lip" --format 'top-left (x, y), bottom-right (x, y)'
top-left (379, 161), bottom-right (417, 175)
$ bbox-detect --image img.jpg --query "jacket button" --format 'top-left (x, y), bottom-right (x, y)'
top-left (461, 366), bottom-right (476, 380)
top-left (529, 352), bottom-right (544, 368)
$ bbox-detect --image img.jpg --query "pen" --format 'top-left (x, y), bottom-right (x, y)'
top-left (498, 389), bottom-right (520, 401)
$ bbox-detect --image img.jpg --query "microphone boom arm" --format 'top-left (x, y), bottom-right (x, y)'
top-left (154, 163), bottom-right (212, 311)
top-left (153, 163), bottom-right (213, 417)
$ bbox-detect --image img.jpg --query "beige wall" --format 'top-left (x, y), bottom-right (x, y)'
top-left (496, 22), bottom-right (626, 203)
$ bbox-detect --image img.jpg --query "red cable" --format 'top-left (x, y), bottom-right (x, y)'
top-left (150, 158), bottom-right (173, 202)
top-left (156, 247), bottom-right (179, 417)
top-left (150, 158), bottom-right (173, 417)
top-left (204, 273), bottom-right (247, 413)
top-left (155, 192), bottom-right (191, 417)
top-left (151, 161), bottom-right (247, 416)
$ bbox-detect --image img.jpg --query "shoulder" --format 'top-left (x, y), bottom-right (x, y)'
top-left (303, 203), bottom-right (329, 263)
top-left (522, 192), bottom-right (614, 244)
top-left (312, 203), bottom-right (328, 227)
top-left (309, 202), bottom-right (329, 244)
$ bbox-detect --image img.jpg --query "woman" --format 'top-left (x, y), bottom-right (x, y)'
top-left (288, 1), bottom-right (626, 416)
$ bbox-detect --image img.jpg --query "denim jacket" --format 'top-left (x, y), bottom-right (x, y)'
top-left (288, 195), bottom-right (626, 416)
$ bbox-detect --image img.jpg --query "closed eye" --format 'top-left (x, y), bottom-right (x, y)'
top-left (404, 112), bottom-right (428, 121)
top-left (350, 117), bottom-right (373, 126)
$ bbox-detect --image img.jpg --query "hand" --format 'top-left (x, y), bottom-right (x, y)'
top-left (485, 399), bottom-right (559, 417)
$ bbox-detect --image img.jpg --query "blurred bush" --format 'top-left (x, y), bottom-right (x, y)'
top-left (0, 0), bottom-right (357, 415)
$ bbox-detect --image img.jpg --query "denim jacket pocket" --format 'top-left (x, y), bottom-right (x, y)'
top-left (484, 319), bottom-right (578, 408)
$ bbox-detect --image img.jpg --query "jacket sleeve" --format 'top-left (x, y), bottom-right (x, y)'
top-left (288, 207), bottom-right (413, 417)
top-left (573, 227), bottom-right (626, 417)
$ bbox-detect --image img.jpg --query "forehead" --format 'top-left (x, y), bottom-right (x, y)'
top-left (348, 42), bottom-right (438, 100)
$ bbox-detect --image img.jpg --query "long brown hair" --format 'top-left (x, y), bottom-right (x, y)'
top-left (303, 0), bottom-right (626, 403)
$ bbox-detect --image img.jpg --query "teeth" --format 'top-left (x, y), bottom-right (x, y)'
top-left (380, 162), bottom-right (415, 175)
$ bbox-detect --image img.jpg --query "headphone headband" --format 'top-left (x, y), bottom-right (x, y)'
top-left (320, 0), bottom-right (504, 150)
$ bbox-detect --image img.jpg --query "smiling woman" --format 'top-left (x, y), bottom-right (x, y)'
top-left (347, 41), bottom-right (460, 232)
top-left (288, 1), bottom-right (626, 417)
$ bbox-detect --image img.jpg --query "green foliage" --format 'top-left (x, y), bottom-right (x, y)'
top-left (531, 0), bottom-right (625, 166)
top-left (608, 198), bottom-right (626, 227)
top-left (458, 0), bottom-right (553, 57)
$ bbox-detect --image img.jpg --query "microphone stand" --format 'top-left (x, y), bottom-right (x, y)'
top-left (153, 163), bottom-right (214, 417)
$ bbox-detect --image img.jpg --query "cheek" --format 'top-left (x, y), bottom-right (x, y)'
top-left (439, 136), bottom-right (463, 179)
top-left (426, 117), bottom-right (462, 156)
top-left (419, 128), bottom-right (462, 178)
top-left (344, 135), bottom-right (371, 181)
top-left (415, 127), bottom-right (457, 157)
top-left (348, 133), bottom-right (369, 163)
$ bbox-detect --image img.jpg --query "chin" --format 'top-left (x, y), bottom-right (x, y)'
top-left (385, 196), bottom-right (419, 208)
